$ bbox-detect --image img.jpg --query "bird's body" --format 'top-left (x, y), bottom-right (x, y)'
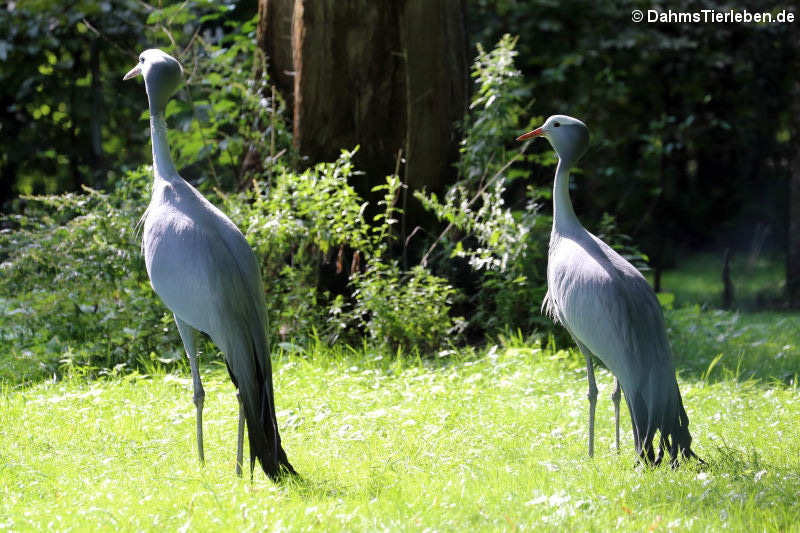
top-left (142, 174), bottom-right (260, 338)
top-left (518, 115), bottom-right (699, 465)
top-left (545, 216), bottom-right (692, 463)
top-left (125, 49), bottom-right (293, 479)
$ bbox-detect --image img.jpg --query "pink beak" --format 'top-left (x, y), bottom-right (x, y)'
top-left (516, 127), bottom-right (544, 142)
top-left (123, 64), bottom-right (142, 81)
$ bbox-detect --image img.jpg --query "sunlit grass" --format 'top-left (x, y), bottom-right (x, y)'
top-left (666, 308), bottom-right (800, 385)
top-left (2, 339), bottom-right (799, 531)
top-left (1, 254), bottom-right (797, 530)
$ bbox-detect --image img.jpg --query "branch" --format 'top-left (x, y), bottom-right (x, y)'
top-left (420, 145), bottom-right (529, 267)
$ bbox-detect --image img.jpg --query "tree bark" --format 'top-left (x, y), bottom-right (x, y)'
top-left (399, 0), bottom-right (469, 195)
top-left (291, 0), bottom-right (407, 194)
top-left (256, 0), bottom-right (295, 99)
top-left (257, 0), bottom-right (468, 213)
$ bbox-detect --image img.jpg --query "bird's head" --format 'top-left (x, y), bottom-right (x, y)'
top-left (516, 115), bottom-right (589, 163)
top-left (123, 49), bottom-right (184, 113)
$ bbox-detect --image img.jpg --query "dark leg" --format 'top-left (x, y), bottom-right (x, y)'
top-left (236, 391), bottom-right (245, 477)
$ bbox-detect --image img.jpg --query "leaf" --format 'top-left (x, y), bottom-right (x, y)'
top-left (702, 352), bottom-right (725, 382)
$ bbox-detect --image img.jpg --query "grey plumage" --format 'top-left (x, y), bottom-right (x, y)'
top-left (518, 115), bottom-right (700, 465)
top-left (124, 49), bottom-right (294, 479)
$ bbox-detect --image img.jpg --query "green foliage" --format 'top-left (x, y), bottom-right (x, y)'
top-left (417, 35), bottom-right (550, 335)
top-left (163, 13), bottom-right (295, 190)
top-left (0, 0), bottom-right (278, 202)
top-left (228, 148), bottom-right (460, 351)
top-left (0, 147), bottom-right (462, 380)
top-left (0, 1), bottom-right (290, 381)
top-left (0, 170), bottom-right (180, 383)
top-left (228, 149), bottom-right (372, 343)
top-left (0, 4), bottom-right (463, 375)
top-left (456, 34), bottom-right (533, 183)
top-left (242, 149), bottom-right (374, 260)
top-left (0, 0), bottom-right (149, 196)
top-left (342, 263), bottom-right (463, 352)
top-left (466, 0), bottom-right (796, 272)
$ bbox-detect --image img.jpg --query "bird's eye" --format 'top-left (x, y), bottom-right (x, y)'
top-left (553, 121), bottom-right (561, 128)
top-left (139, 57), bottom-right (144, 63)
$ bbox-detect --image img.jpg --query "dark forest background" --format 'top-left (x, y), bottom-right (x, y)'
top-left (1, 0), bottom-right (798, 371)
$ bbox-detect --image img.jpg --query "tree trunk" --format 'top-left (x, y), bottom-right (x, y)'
top-left (291, 0), bottom-right (407, 194)
top-left (722, 248), bottom-right (735, 309)
top-left (788, 104), bottom-right (800, 307)
top-left (400, 0), bottom-right (469, 195)
top-left (257, 0), bottom-right (468, 216)
top-left (256, 0), bottom-right (295, 99)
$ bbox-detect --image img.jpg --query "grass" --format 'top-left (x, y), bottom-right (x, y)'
top-left (666, 308), bottom-right (800, 385)
top-left (2, 253), bottom-right (798, 531)
top-left (1, 338), bottom-right (799, 531)
top-left (647, 252), bottom-right (785, 310)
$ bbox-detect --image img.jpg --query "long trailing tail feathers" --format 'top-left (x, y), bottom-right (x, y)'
top-left (626, 381), bottom-right (701, 467)
top-left (225, 337), bottom-right (295, 480)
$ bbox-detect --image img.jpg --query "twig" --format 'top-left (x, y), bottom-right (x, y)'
top-left (420, 147), bottom-right (528, 267)
top-left (405, 226), bottom-right (422, 249)
top-left (80, 18), bottom-right (134, 57)
top-left (181, 27), bottom-right (202, 58)
top-left (392, 148), bottom-right (404, 209)
top-left (157, 22), bottom-right (178, 51)
top-left (270, 85), bottom-right (277, 160)
top-left (394, 148), bottom-right (410, 269)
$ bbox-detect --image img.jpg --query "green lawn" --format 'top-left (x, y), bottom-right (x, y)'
top-left (2, 336), bottom-right (799, 531)
top-left (2, 253), bottom-right (799, 531)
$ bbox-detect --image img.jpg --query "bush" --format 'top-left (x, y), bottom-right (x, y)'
top-left (0, 150), bottom-right (464, 382)
top-left (0, 170), bottom-right (180, 382)
top-left (230, 148), bottom-right (462, 351)
top-left (341, 263), bottom-right (463, 353)
top-left (416, 34), bottom-right (551, 336)
top-left (4, 29), bottom-right (592, 379)
top-left (1, 11), bottom-right (466, 382)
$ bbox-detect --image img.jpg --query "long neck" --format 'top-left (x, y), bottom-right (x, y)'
top-left (552, 157), bottom-right (581, 234)
top-left (149, 106), bottom-right (178, 181)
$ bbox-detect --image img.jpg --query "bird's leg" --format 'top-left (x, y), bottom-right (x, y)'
top-left (583, 352), bottom-right (598, 458)
top-left (235, 390), bottom-right (244, 477)
top-left (611, 377), bottom-right (621, 453)
top-left (189, 352), bottom-right (206, 465)
top-left (175, 316), bottom-right (205, 465)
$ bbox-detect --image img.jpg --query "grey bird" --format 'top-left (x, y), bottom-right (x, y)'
top-left (517, 115), bottom-right (700, 466)
top-left (124, 49), bottom-right (295, 479)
